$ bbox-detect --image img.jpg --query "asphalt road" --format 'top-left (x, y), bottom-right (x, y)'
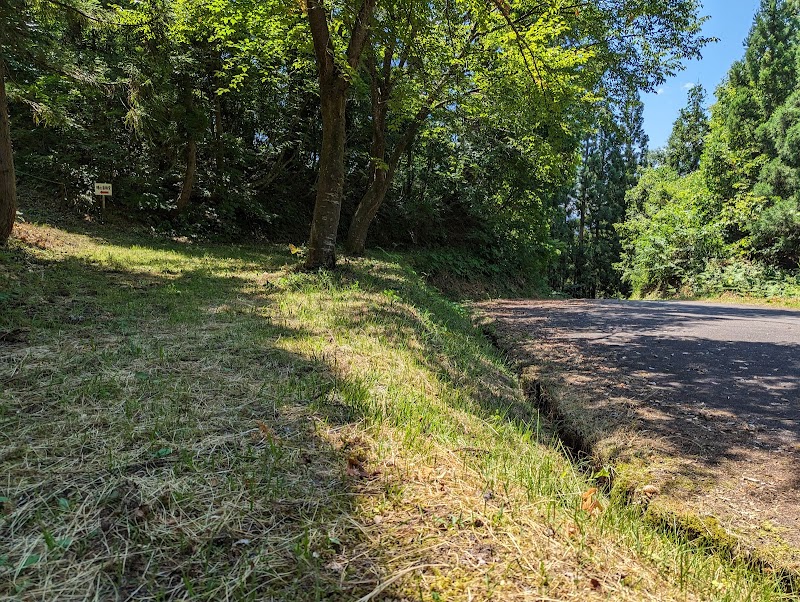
top-left (482, 298), bottom-right (800, 552)
top-left (519, 300), bottom-right (800, 436)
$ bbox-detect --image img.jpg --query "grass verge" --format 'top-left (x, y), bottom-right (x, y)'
top-left (0, 222), bottom-right (794, 600)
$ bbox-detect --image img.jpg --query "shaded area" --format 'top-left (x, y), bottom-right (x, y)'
top-left (0, 236), bottom-right (391, 600)
top-left (0, 227), bottom-right (548, 600)
top-left (481, 298), bottom-right (800, 551)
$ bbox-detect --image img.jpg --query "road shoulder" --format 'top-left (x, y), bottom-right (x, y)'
top-left (477, 299), bottom-right (800, 584)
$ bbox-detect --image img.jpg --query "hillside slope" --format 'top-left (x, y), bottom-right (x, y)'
top-left (0, 222), bottom-right (790, 600)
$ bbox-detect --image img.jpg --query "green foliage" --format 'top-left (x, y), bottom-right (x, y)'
top-left (550, 92), bottom-right (648, 298)
top-left (749, 197), bottom-right (800, 267)
top-left (5, 0), bottom-right (712, 286)
top-left (617, 169), bottom-right (725, 295)
top-left (743, 0), bottom-right (798, 116)
top-left (620, 0), bottom-right (800, 298)
top-left (666, 84), bottom-right (710, 176)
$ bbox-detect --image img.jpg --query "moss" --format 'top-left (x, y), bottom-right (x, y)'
top-left (645, 506), bottom-right (800, 593)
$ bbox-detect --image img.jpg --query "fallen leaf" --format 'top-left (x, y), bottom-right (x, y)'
top-left (566, 523), bottom-right (580, 538)
top-left (581, 487), bottom-right (603, 516)
top-left (641, 484), bottom-right (660, 498)
top-left (346, 455), bottom-right (379, 479)
top-left (254, 420), bottom-right (278, 442)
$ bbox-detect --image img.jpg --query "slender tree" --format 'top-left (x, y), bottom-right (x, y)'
top-left (0, 60), bottom-right (15, 244)
top-left (304, 0), bottom-right (711, 268)
top-left (744, 0), bottom-right (798, 117)
top-left (303, 0), bottom-right (375, 269)
top-left (0, 0), bottom-right (99, 244)
top-left (666, 84), bottom-right (710, 175)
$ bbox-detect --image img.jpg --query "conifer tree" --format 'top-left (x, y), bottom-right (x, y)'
top-left (666, 84), bottom-right (710, 176)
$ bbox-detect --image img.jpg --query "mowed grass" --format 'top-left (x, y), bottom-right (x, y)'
top-left (0, 222), bottom-right (792, 601)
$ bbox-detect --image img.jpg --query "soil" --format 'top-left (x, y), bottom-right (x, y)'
top-left (479, 299), bottom-right (800, 571)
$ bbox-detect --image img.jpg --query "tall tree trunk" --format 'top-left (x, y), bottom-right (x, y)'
top-left (303, 0), bottom-right (376, 269)
top-left (212, 53), bottom-right (224, 176)
top-left (174, 138), bottom-right (197, 215)
top-left (345, 49), bottom-right (458, 255)
top-left (0, 65), bottom-right (16, 245)
top-left (345, 110), bottom-right (427, 255)
top-left (345, 59), bottom-right (388, 255)
top-left (306, 87), bottom-right (347, 268)
top-left (213, 94), bottom-right (224, 175)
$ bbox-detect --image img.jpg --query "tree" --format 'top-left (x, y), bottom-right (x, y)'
top-left (344, 0), bottom-right (462, 255)
top-left (303, 0), bottom-right (375, 268)
top-left (666, 84), bottom-right (709, 175)
top-left (302, 0), bottom-right (711, 268)
top-left (744, 0), bottom-right (797, 117)
top-left (0, 58), bottom-right (14, 244)
top-left (552, 91), bottom-right (647, 297)
top-left (0, 0), bottom-right (99, 244)
top-left (617, 168), bottom-right (724, 295)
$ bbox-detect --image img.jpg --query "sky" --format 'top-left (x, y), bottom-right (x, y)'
top-left (642, 0), bottom-right (762, 149)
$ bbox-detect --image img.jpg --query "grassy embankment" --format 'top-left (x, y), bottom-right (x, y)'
top-left (0, 222), bottom-right (794, 600)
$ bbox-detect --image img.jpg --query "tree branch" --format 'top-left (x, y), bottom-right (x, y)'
top-left (306, 0), bottom-right (336, 83)
top-left (346, 0), bottom-right (377, 71)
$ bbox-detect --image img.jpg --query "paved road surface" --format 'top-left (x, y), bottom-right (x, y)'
top-left (482, 299), bottom-right (800, 552)
top-left (520, 300), bottom-right (800, 434)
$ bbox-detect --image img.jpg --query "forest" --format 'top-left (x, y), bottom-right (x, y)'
top-left (1, 0), bottom-right (715, 295)
top-left (616, 0), bottom-right (800, 299)
top-left (4, 1), bottom-right (799, 300)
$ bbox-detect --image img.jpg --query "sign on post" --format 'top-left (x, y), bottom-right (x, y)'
top-left (94, 183), bottom-right (112, 196)
top-left (94, 183), bottom-right (112, 212)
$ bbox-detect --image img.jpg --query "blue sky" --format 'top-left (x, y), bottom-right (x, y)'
top-left (642, 0), bottom-right (762, 149)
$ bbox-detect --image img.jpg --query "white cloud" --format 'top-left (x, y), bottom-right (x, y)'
top-left (655, 88), bottom-right (665, 95)
top-left (682, 82), bottom-right (697, 90)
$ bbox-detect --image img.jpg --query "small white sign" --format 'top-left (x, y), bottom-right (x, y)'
top-left (94, 183), bottom-right (112, 196)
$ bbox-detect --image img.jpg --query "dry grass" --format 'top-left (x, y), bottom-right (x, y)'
top-left (0, 222), bottom-right (792, 600)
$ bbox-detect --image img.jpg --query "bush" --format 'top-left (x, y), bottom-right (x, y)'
top-left (749, 196), bottom-right (800, 268)
top-left (616, 169), bottom-right (725, 295)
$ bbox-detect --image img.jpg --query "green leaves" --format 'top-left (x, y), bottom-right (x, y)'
top-left (20, 554), bottom-right (40, 569)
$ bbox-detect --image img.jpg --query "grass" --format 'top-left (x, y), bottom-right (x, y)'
top-left (667, 292), bottom-right (800, 310)
top-left (0, 221), bottom-right (795, 600)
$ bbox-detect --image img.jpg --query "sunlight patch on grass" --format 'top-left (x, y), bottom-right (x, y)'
top-left (0, 224), bottom-right (793, 600)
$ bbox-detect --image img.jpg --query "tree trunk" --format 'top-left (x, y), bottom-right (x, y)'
top-left (305, 88), bottom-right (347, 268)
top-left (345, 54), bottom-right (453, 255)
top-left (213, 91), bottom-right (224, 174)
top-left (303, 0), bottom-right (376, 270)
top-left (346, 62), bottom-right (388, 255)
top-left (346, 179), bottom-right (388, 254)
top-left (174, 138), bottom-right (197, 215)
top-left (0, 65), bottom-right (16, 245)
top-left (345, 115), bottom-right (426, 255)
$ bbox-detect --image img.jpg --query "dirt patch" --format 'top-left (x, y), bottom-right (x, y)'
top-left (477, 298), bottom-right (800, 579)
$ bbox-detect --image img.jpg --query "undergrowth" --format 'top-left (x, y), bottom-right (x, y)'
top-left (0, 222), bottom-right (793, 600)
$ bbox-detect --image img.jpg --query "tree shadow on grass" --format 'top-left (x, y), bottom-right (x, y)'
top-left (0, 243), bottom-right (405, 601)
top-left (308, 259), bottom-right (544, 433)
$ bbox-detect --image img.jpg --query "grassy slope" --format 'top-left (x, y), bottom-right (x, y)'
top-left (668, 293), bottom-right (800, 309)
top-left (0, 222), bottom-right (791, 601)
